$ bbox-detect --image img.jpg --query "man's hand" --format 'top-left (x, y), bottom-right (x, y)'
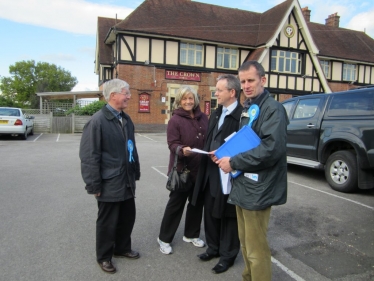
top-left (208, 150), bottom-right (218, 162)
top-left (94, 192), bottom-right (101, 197)
top-left (215, 157), bottom-right (232, 173)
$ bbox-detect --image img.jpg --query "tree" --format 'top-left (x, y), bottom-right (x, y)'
top-left (0, 95), bottom-right (16, 107)
top-left (0, 60), bottom-right (78, 108)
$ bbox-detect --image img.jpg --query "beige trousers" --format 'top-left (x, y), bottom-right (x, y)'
top-left (236, 206), bottom-right (272, 281)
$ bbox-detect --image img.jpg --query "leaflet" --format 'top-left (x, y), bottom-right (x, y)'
top-left (190, 148), bottom-right (210, 154)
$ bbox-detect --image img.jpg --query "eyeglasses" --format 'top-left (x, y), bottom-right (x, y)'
top-left (115, 90), bottom-right (131, 97)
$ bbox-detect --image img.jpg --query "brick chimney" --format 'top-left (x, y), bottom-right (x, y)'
top-left (301, 7), bottom-right (311, 22)
top-left (325, 13), bottom-right (340, 27)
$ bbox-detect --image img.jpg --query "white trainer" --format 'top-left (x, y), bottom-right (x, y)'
top-left (182, 236), bottom-right (206, 248)
top-left (157, 237), bottom-right (173, 254)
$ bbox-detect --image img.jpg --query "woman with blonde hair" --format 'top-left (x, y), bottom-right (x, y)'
top-left (157, 85), bottom-right (208, 254)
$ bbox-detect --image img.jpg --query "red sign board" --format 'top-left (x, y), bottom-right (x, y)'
top-left (204, 101), bottom-right (211, 115)
top-left (139, 92), bottom-right (150, 113)
top-left (165, 70), bottom-right (201, 81)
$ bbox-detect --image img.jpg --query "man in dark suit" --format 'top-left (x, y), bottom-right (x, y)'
top-left (192, 74), bottom-right (242, 274)
top-left (79, 79), bottom-right (141, 274)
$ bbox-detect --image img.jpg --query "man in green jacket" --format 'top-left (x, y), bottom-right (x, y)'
top-left (216, 61), bottom-right (288, 281)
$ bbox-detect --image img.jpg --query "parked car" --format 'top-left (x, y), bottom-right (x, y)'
top-left (0, 107), bottom-right (34, 140)
top-left (281, 87), bottom-right (374, 193)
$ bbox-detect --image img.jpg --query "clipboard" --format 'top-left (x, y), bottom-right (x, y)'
top-left (215, 104), bottom-right (260, 178)
top-left (215, 126), bottom-right (260, 178)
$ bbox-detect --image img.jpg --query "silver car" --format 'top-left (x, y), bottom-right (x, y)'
top-left (0, 107), bottom-right (34, 140)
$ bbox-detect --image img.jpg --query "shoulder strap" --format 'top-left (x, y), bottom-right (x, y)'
top-left (173, 146), bottom-right (181, 168)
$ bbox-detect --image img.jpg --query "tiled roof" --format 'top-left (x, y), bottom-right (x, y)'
top-left (98, 17), bottom-right (117, 64)
top-left (257, 0), bottom-right (292, 45)
top-left (113, 0), bottom-right (292, 47)
top-left (97, 0), bottom-right (374, 64)
top-left (308, 22), bottom-right (374, 63)
top-left (247, 47), bottom-right (266, 61)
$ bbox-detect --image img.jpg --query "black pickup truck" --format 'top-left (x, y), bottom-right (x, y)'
top-left (281, 86), bottom-right (374, 193)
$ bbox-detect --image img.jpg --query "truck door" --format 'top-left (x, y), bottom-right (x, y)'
top-left (286, 96), bottom-right (325, 160)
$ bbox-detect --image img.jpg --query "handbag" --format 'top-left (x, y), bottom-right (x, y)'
top-left (166, 146), bottom-right (193, 192)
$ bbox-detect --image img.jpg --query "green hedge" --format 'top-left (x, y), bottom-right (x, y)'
top-left (67, 100), bottom-right (107, 116)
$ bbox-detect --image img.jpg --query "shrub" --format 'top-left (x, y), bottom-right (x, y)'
top-left (67, 100), bottom-right (107, 116)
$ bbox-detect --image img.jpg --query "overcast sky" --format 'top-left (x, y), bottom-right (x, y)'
top-left (0, 0), bottom-right (373, 92)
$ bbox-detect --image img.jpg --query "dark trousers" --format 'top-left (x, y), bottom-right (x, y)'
top-left (204, 185), bottom-right (240, 265)
top-left (159, 187), bottom-right (204, 243)
top-left (96, 198), bottom-right (136, 262)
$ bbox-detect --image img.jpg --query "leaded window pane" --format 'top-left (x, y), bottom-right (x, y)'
top-left (180, 49), bottom-right (187, 64)
top-left (279, 57), bottom-right (284, 72)
top-left (216, 47), bottom-right (238, 70)
top-left (196, 52), bottom-right (202, 65)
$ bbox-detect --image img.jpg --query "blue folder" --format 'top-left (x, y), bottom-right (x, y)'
top-left (215, 125), bottom-right (260, 178)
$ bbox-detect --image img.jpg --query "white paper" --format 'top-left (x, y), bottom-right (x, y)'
top-left (224, 131), bottom-right (236, 142)
top-left (190, 148), bottom-right (210, 154)
top-left (220, 169), bottom-right (232, 194)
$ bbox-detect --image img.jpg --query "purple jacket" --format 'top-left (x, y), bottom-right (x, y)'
top-left (167, 106), bottom-right (208, 182)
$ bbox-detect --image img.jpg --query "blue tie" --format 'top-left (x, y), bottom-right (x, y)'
top-left (218, 108), bottom-right (228, 128)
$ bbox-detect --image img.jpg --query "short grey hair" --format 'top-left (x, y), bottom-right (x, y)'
top-left (102, 79), bottom-right (130, 101)
top-left (217, 74), bottom-right (241, 98)
top-left (173, 86), bottom-right (200, 111)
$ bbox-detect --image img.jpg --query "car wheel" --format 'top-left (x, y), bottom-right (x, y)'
top-left (30, 127), bottom-right (34, 136)
top-left (325, 151), bottom-right (358, 193)
top-left (21, 128), bottom-right (28, 140)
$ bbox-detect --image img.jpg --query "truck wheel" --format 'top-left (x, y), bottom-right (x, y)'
top-left (325, 151), bottom-right (358, 193)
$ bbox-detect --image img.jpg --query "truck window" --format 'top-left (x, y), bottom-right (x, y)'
top-left (328, 92), bottom-right (374, 116)
top-left (282, 100), bottom-right (296, 119)
top-left (293, 98), bottom-right (320, 119)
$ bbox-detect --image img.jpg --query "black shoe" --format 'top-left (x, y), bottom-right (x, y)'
top-left (114, 250), bottom-right (140, 259)
top-left (212, 262), bottom-right (231, 274)
top-left (197, 252), bottom-right (219, 261)
top-left (98, 260), bottom-right (116, 274)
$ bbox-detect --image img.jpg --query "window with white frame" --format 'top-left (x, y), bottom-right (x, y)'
top-left (210, 90), bottom-right (217, 111)
top-left (217, 47), bottom-right (238, 69)
top-left (343, 63), bottom-right (356, 81)
top-left (320, 60), bottom-right (330, 78)
top-left (180, 43), bottom-right (203, 66)
top-left (271, 50), bottom-right (302, 74)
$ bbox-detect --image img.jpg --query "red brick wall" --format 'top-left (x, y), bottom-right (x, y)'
top-left (116, 64), bottom-right (167, 124)
top-left (328, 82), bottom-right (357, 92)
top-left (115, 64), bottom-right (227, 124)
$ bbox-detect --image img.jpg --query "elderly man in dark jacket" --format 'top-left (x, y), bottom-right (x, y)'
top-left (192, 74), bottom-right (242, 274)
top-left (217, 61), bottom-right (288, 281)
top-left (79, 79), bottom-right (141, 274)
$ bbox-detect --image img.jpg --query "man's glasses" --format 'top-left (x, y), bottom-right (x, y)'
top-left (115, 90), bottom-right (131, 97)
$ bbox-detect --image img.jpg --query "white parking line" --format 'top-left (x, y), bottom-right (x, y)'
top-left (152, 166), bottom-right (168, 178)
top-left (153, 166), bottom-right (305, 280)
top-left (33, 133), bottom-right (43, 142)
top-left (289, 181), bottom-right (374, 211)
top-left (56, 134), bottom-right (60, 142)
top-left (271, 257), bottom-right (306, 281)
top-left (137, 133), bottom-right (157, 142)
